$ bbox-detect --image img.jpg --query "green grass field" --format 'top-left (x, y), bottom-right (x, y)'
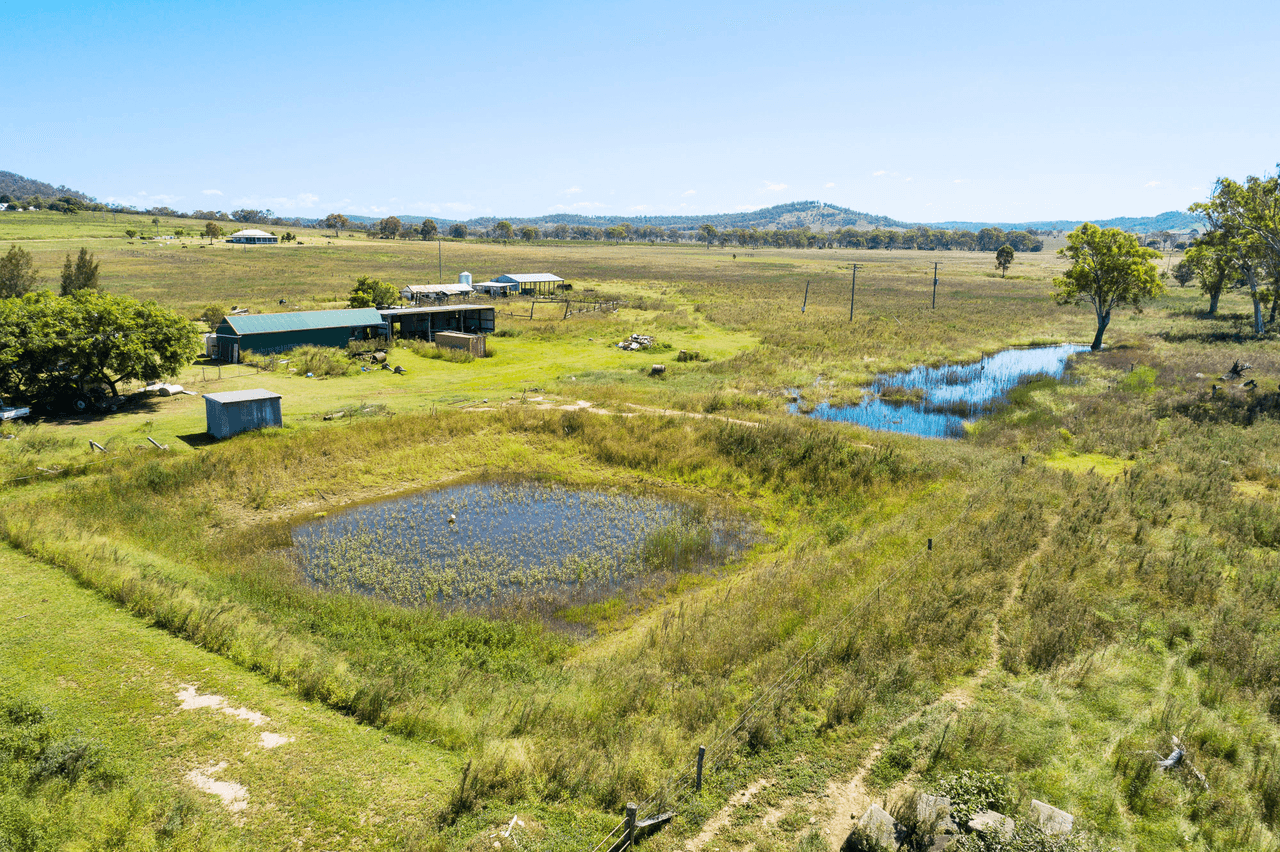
top-left (3, 211), bottom-right (1279, 852)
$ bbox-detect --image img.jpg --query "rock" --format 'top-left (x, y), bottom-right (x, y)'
top-left (968, 810), bottom-right (1014, 841)
top-left (926, 836), bottom-right (958, 852)
top-left (915, 794), bottom-right (959, 835)
top-left (857, 804), bottom-right (905, 850)
top-left (1030, 800), bottom-right (1074, 836)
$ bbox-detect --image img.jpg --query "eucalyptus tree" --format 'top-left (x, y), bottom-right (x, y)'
top-left (1191, 168), bottom-right (1280, 333)
top-left (995, 244), bottom-right (1014, 277)
top-left (1053, 223), bottom-right (1162, 351)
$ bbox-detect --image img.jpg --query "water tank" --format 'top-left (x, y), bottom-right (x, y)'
top-left (458, 271), bottom-right (472, 286)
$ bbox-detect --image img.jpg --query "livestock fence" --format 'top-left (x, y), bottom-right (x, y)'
top-left (495, 296), bottom-right (628, 322)
top-left (589, 445), bottom-right (1049, 852)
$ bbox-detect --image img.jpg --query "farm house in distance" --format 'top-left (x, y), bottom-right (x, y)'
top-left (227, 229), bottom-right (279, 244)
top-left (213, 309), bottom-right (387, 363)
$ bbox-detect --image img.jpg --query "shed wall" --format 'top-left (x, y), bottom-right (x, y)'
top-left (205, 397), bottom-right (283, 439)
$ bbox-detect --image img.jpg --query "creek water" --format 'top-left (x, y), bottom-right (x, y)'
top-left (792, 343), bottom-right (1089, 439)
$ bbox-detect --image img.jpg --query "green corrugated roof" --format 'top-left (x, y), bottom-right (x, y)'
top-left (221, 309), bottom-right (385, 336)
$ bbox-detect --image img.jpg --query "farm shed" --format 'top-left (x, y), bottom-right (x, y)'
top-left (401, 283), bottom-right (474, 303)
top-left (494, 273), bottom-right (566, 295)
top-left (213, 308), bottom-right (387, 363)
top-left (227, 229), bottom-right (279, 244)
top-left (378, 304), bottom-right (495, 342)
top-left (473, 280), bottom-right (520, 297)
top-left (203, 389), bottom-right (282, 439)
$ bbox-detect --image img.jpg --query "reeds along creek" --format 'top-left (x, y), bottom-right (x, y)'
top-left (291, 480), bottom-right (752, 610)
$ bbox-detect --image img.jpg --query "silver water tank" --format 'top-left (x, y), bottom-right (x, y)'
top-left (458, 271), bottom-right (472, 286)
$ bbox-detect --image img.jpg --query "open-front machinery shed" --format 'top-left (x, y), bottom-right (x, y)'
top-left (213, 309), bottom-right (387, 363)
top-left (377, 304), bottom-right (495, 342)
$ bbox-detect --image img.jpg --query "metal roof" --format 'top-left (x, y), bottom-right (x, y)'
top-left (495, 273), bottom-right (564, 283)
top-left (221, 308), bottom-right (386, 336)
top-left (402, 284), bottom-right (474, 295)
top-left (203, 389), bottom-right (282, 404)
top-left (229, 229), bottom-right (274, 237)
top-left (378, 304), bottom-right (493, 318)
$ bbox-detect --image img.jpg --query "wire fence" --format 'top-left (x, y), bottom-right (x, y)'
top-left (588, 437), bottom-right (1054, 851)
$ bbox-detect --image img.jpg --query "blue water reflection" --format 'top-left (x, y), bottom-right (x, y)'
top-left (793, 343), bottom-right (1089, 439)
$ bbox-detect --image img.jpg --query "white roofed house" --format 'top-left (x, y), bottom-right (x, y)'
top-left (227, 228), bottom-right (279, 244)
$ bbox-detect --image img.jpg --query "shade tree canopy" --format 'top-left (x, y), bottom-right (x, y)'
top-left (1190, 168), bottom-right (1280, 333)
top-left (1053, 223), bottom-right (1162, 351)
top-left (0, 290), bottom-right (201, 403)
top-left (347, 275), bottom-right (399, 309)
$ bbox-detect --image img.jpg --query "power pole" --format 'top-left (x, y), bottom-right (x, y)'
top-left (849, 264), bottom-right (859, 321)
top-left (438, 239), bottom-right (442, 286)
top-left (931, 262), bottom-right (939, 309)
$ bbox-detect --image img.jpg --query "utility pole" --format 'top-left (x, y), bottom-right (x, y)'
top-left (438, 239), bottom-right (443, 286)
top-left (849, 264), bottom-right (859, 321)
top-left (931, 262), bottom-right (939, 309)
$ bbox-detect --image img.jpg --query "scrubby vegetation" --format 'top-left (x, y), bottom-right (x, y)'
top-left (2, 213), bottom-right (1279, 850)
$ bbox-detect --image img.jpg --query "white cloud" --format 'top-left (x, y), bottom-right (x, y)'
top-left (547, 201), bottom-right (608, 212)
top-left (1144, 180), bottom-right (1161, 188)
top-left (104, 190), bottom-right (183, 207)
top-left (953, 178), bottom-right (968, 184)
top-left (201, 189), bottom-right (223, 196)
top-left (872, 170), bottom-right (888, 177)
top-left (565, 186), bottom-right (582, 195)
top-left (763, 180), bottom-right (787, 192)
top-left (825, 182), bottom-right (836, 188)
top-left (630, 205), bottom-right (650, 212)
top-left (904, 177), bottom-right (913, 183)
top-left (231, 193), bottom-right (321, 211)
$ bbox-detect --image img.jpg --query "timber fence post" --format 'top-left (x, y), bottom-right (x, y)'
top-left (696, 745), bottom-right (706, 793)
top-left (625, 802), bottom-right (637, 849)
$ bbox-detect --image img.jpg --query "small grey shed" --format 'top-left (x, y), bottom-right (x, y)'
top-left (203, 389), bottom-right (282, 439)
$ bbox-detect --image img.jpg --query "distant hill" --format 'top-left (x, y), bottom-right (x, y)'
top-left (0, 170), bottom-right (94, 203)
top-left (925, 210), bottom-right (1204, 234)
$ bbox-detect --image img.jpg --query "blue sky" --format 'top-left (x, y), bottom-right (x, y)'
top-left (6, 0), bottom-right (1277, 223)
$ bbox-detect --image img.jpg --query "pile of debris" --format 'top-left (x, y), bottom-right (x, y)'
top-left (617, 334), bottom-right (655, 351)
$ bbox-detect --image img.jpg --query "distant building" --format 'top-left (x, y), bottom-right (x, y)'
top-left (378, 304), bottom-right (495, 342)
top-left (401, 283), bottom-right (474, 303)
top-left (213, 308), bottom-right (387, 362)
top-left (227, 228), bottom-right (279, 244)
top-left (493, 273), bottom-right (566, 295)
top-left (204, 389), bottom-right (282, 439)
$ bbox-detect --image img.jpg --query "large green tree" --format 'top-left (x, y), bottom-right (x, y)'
top-left (1183, 230), bottom-right (1238, 316)
top-left (491, 220), bottom-right (514, 241)
top-left (204, 221), bottom-right (224, 244)
top-left (0, 244), bottom-right (39, 298)
top-left (419, 219), bottom-right (438, 240)
top-left (995, 244), bottom-right (1014, 278)
top-left (322, 213), bottom-right (350, 237)
top-left (347, 275), bottom-right (399, 309)
top-left (0, 290), bottom-right (201, 403)
top-left (699, 223), bottom-right (718, 248)
top-left (1190, 169), bottom-right (1279, 333)
top-left (449, 223), bottom-right (468, 239)
top-left (377, 217), bottom-right (403, 239)
top-left (59, 247), bottom-right (100, 295)
top-left (1053, 223), bottom-right (1162, 351)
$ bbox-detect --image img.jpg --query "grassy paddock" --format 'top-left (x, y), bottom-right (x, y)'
top-left (3, 220), bottom-right (1280, 849)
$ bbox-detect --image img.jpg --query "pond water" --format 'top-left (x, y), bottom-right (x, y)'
top-left (292, 479), bottom-right (750, 610)
top-left (792, 343), bottom-right (1089, 439)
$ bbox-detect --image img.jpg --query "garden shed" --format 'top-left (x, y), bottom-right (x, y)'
top-left (203, 389), bottom-right (282, 439)
top-left (213, 308), bottom-right (387, 363)
top-left (493, 273), bottom-right (566, 295)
